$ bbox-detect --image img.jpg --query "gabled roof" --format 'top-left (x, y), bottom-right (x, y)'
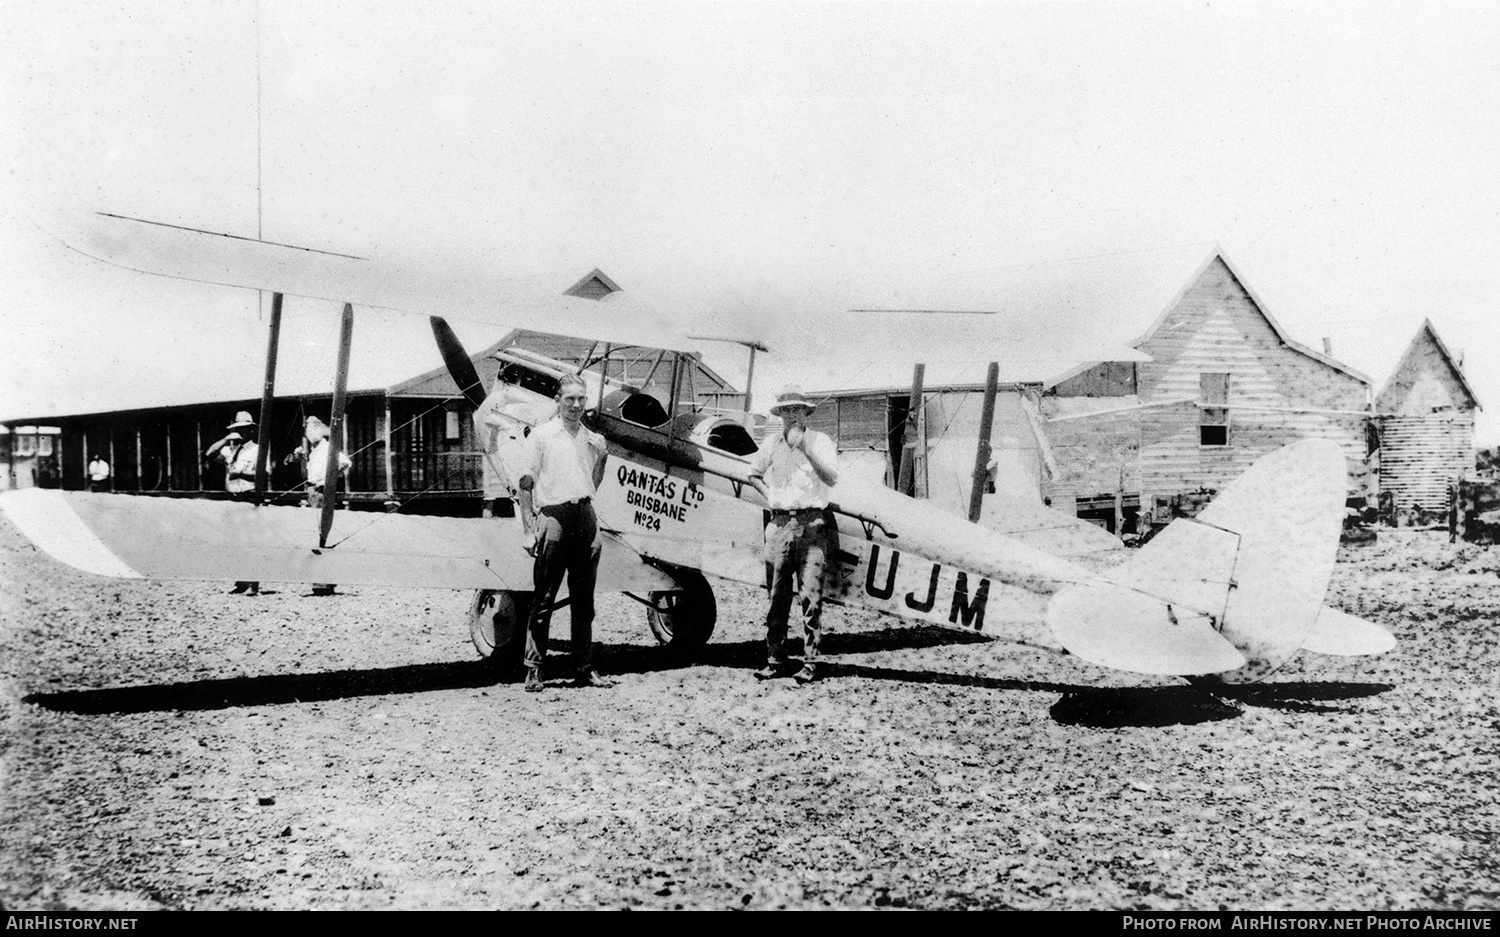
top-left (565, 268), bottom-right (622, 299)
top-left (1193, 247), bottom-right (1370, 384)
top-left (1040, 245), bottom-right (1371, 388)
top-left (1375, 318), bottom-right (1482, 412)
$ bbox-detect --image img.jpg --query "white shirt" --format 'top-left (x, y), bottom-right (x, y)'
top-left (521, 418), bottom-right (606, 508)
top-left (750, 430), bottom-right (837, 510)
top-left (219, 441), bottom-right (259, 495)
top-left (306, 439), bottom-right (352, 488)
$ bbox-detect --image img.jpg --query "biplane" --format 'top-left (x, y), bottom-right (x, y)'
top-left (0, 211), bottom-right (1395, 687)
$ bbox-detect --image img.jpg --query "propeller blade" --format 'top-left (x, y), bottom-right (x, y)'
top-left (430, 316), bottom-right (488, 408)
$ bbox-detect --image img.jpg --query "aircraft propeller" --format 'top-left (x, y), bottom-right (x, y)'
top-left (430, 316), bottom-right (489, 409)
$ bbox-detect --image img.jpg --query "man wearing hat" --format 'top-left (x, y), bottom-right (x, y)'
top-left (748, 386), bottom-right (840, 684)
top-left (205, 411), bottom-right (263, 595)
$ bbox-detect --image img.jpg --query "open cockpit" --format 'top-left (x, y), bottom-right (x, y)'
top-left (492, 344), bottom-right (761, 460)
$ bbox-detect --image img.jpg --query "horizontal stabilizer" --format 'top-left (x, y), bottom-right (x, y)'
top-left (1045, 513), bottom-right (1246, 676)
top-left (1047, 582), bottom-right (1246, 676)
top-left (1301, 606), bottom-right (1397, 657)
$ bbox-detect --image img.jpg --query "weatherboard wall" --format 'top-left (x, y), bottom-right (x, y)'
top-left (1135, 258), bottom-right (1368, 493)
top-left (1041, 257), bottom-right (1369, 512)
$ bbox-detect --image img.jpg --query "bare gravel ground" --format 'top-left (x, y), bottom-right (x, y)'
top-left (1, 515), bottom-right (1497, 911)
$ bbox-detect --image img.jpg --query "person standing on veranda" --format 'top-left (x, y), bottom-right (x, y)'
top-left (87, 455), bottom-right (111, 492)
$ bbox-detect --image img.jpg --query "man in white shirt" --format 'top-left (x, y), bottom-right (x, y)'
top-left (299, 416), bottom-right (351, 596)
top-left (516, 375), bottom-right (613, 691)
top-left (205, 411), bottom-right (262, 596)
top-left (303, 416), bottom-right (352, 493)
top-left (748, 386), bottom-right (840, 684)
top-left (87, 455), bottom-right (111, 492)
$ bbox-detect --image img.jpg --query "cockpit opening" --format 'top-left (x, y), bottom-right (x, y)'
top-left (705, 422), bottom-right (759, 456)
top-left (605, 390), bottom-right (671, 428)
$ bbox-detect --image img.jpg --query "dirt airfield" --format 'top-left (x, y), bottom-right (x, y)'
top-left (1, 514), bottom-right (1497, 911)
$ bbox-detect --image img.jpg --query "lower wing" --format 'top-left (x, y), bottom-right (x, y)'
top-left (0, 489), bottom-right (675, 593)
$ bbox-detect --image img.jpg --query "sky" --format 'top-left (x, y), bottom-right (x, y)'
top-left (2, 0), bottom-right (1497, 443)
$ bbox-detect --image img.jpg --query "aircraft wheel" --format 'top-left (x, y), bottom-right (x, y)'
top-left (469, 589), bottom-right (530, 672)
top-left (645, 567), bottom-right (717, 652)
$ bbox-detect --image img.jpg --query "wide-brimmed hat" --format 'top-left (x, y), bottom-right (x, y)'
top-left (768, 386), bottom-right (817, 416)
top-left (304, 415), bottom-right (330, 443)
top-left (227, 411), bottom-right (256, 431)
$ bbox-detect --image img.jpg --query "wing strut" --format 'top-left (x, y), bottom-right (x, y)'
top-left (744, 344), bottom-right (757, 413)
top-left (896, 364), bottom-right (925, 496)
top-left (968, 361), bottom-right (999, 522)
top-left (319, 303), bottom-right (354, 548)
top-left (254, 292), bottom-right (284, 495)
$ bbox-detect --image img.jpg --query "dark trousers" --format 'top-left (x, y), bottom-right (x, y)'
top-left (525, 500), bottom-right (601, 672)
top-left (763, 508), bottom-right (837, 667)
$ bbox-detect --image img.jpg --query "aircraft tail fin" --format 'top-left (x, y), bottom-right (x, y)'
top-left (1047, 439), bottom-right (1384, 682)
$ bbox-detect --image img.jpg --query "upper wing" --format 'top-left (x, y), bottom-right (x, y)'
top-left (38, 210), bottom-right (697, 352)
top-left (0, 489), bottom-right (676, 593)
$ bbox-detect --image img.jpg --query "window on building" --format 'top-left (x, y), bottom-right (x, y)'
top-left (445, 410), bottom-right (462, 441)
top-left (1200, 409), bottom-right (1229, 447)
top-left (1200, 372), bottom-right (1230, 447)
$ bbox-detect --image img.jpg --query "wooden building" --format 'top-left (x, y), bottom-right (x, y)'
top-left (1373, 319), bottom-right (1481, 515)
top-left (1040, 247), bottom-right (1372, 529)
top-left (0, 424), bottom-right (62, 491)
